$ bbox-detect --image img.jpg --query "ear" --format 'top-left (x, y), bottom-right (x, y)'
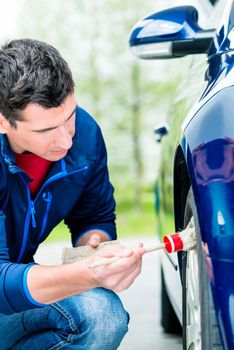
top-left (0, 113), bottom-right (10, 134)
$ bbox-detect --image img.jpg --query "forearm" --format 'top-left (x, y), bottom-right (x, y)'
top-left (27, 231), bottom-right (111, 305)
top-left (27, 242), bottom-right (144, 306)
top-left (27, 261), bottom-right (97, 305)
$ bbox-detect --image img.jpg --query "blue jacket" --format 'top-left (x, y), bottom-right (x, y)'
top-left (0, 106), bottom-right (116, 315)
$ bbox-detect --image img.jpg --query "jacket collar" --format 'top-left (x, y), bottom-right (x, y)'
top-left (0, 134), bottom-right (24, 175)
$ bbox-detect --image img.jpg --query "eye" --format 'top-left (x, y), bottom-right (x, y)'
top-left (36, 129), bottom-right (52, 134)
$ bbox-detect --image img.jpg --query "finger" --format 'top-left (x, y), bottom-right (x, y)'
top-left (103, 250), bottom-right (142, 275)
top-left (113, 259), bottom-right (143, 292)
top-left (91, 255), bottom-right (143, 291)
top-left (97, 257), bottom-right (142, 291)
top-left (134, 247), bottom-right (145, 258)
top-left (98, 245), bottom-right (134, 259)
top-left (90, 247), bottom-right (143, 278)
top-left (88, 234), bottom-right (102, 248)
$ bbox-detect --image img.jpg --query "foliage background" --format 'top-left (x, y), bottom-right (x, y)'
top-left (0, 0), bottom-right (212, 240)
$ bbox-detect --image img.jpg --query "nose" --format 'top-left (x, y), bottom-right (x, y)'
top-left (54, 125), bottom-right (73, 150)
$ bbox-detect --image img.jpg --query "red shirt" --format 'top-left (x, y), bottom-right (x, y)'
top-left (14, 153), bottom-right (52, 197)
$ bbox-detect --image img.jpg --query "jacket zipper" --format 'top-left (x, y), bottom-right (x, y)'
top-left (30, 201), bottom-right (36, 228)
top-left (38, 192), bottom-right (52, 241)
top-left (16, 162), bottom-right (88, 263)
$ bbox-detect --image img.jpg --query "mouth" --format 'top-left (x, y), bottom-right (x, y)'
top-left (51, 149), bottom-right (68, 155)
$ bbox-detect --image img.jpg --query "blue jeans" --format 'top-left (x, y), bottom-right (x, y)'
top-left (0, 288), bottom-right (129, 350)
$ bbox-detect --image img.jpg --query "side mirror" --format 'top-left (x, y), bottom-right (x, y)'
top-left (129, 6), bottom-right (215, 59)
top-left (154, 123), bottom-right (169, 143)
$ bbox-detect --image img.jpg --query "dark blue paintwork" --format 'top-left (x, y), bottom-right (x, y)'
top-left (130, 1), bottom-right (234, 348)
top-left (129, 6), bottom-right (202, 48)
top-left (177, 0), bottom-right (234, 337)
top-left (170, 3), bottom-right (234, 347)
top-left (184, 84), bottom-right (234, 349)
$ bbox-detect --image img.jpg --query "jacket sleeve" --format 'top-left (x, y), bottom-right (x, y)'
top-left (64, 124), bottom-right (117, 246)
top-left (0, 211), bottom-right (45, 314)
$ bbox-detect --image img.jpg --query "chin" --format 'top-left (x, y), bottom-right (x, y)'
top-left (49, 151), bottom-right (68, 161)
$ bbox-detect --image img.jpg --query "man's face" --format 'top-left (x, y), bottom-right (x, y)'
top-left (0, 94), bottom-right (77, 161)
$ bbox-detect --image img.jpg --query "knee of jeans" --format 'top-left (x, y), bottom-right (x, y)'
top-left (84, 288), bottom-right (128, 333)
top-left (66, 289), bottom-right (128, 333)
top-left (51, 288), bottom-right (129, 347)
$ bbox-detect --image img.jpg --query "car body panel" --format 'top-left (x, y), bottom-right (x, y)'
top-left (129, 0), bottom-right (234, 347)
top-left (153, 1), bottom-right (234, 348)
top-left (184, 86), bottom-right (234, 349)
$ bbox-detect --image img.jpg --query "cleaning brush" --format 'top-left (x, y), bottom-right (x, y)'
top-left (88, 218), bottom-right (196, 269)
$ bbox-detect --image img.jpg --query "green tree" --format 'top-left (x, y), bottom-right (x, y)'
top-left (18, 0), bottom-right (181, 232)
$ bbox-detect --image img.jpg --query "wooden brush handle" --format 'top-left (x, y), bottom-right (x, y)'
top-left (144, 242), bottom-right (165, 253)
top-left (88, 242), bottom-right (165, 269)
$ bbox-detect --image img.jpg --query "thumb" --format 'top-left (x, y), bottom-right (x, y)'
top-left (88, 234), bottom-right (102, 248)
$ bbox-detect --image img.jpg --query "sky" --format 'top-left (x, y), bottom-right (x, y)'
top-left (0, 0), bottom-right (24, 42)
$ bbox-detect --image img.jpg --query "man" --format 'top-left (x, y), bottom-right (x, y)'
top-left (0, 39), bottom-right (144, 350)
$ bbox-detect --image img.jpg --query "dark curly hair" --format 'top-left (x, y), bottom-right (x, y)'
top-left (0, 39), bottom-right (75, 127)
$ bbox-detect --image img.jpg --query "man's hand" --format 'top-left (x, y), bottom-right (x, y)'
top-left (84, 242), bottom-right (144, 293)
top-left (76, 230), bottom-right (110, 248)
top-left (27, 241), bottom-right (144, 305)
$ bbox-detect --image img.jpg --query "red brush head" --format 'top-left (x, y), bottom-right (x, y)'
top-left (163, 233), bottom-right (184, 253)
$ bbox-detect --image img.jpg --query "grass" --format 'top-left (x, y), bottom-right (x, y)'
top-left (158, 211), bottom-right (175, 240)
top-left (115, 186), bottom-right (156, 237)
top-left (44, 184), bottom-right (157, 243)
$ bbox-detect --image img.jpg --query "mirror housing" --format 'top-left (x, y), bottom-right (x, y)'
top-left (129, 6), bottom-right (215, 59)
top-left (154, 123), bottom-right (169, 143)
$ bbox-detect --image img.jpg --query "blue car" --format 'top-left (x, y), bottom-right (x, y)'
top-left (129, 1), bottom-right (234, 349)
